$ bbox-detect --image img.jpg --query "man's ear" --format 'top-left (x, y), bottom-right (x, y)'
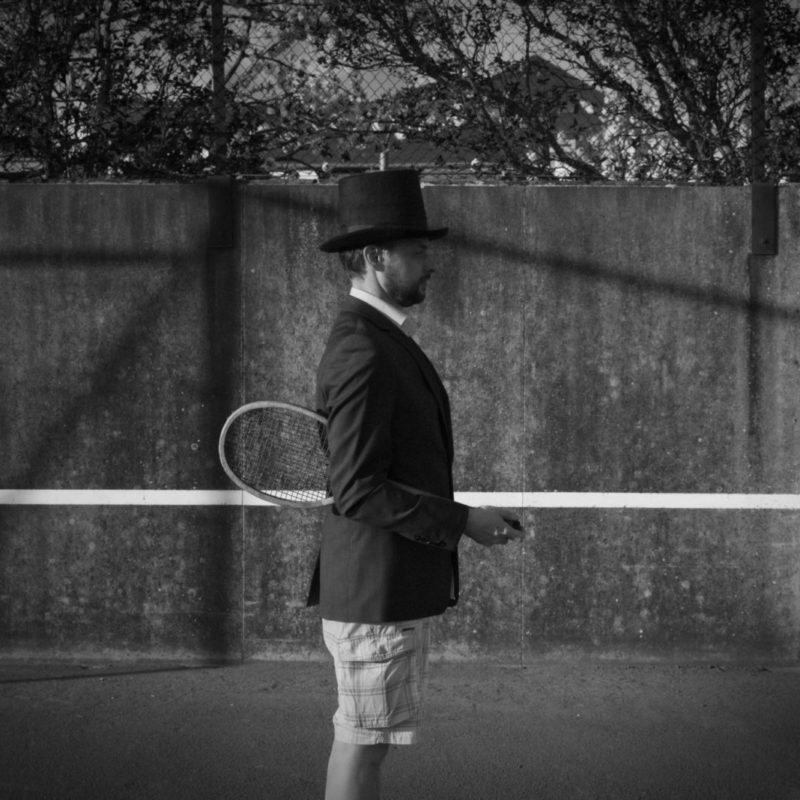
top-left (363, 245), bottom-right (384, 270)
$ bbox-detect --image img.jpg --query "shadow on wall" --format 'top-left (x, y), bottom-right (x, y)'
top-left (1, 183), bottom-right (798, 659)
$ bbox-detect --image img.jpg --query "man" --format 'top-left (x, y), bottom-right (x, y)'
top-left (309, 169), bottom-right (524, 800)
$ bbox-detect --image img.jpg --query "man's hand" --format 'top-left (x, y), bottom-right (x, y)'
top-left (464, 506), bottom-right (525, 547)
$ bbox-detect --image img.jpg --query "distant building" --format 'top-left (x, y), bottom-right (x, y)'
top-left (265, 55), bottom-right (603, 182)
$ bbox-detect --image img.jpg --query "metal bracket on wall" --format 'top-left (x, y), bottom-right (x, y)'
top-left (750, 182), bottom-right (778, 256)
top-left (207, 174), bottom-right (236, 249)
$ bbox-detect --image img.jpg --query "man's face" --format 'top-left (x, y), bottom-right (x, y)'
top-left (376, 238), bottom-right (433, 308)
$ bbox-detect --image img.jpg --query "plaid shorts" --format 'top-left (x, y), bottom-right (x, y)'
top-left (322, 617), bottom-right (432, 746)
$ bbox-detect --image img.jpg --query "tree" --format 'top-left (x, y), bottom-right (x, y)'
top-left (0, 1), bottom-right (224, 177)
top-left (3, 0), bottom-right (799, 182)
top-left (303, 0), bottom-right (800, 183)
top-left (0, 0), bottom-right (389, 179)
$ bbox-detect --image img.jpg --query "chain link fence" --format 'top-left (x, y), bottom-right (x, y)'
top-left (1, 1), bottom-right (799, 184)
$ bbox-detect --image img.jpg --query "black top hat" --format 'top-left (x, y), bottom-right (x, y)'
top-left (319, 169), bottom-right (448, 253)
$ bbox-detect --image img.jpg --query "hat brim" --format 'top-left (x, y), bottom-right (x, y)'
top-left (320, 226), bottom-right (448, 253)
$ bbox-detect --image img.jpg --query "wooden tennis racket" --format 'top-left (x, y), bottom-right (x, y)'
top-left (218, 401), bottom-right (332, 507)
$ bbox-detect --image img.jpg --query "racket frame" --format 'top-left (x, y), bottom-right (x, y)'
top-left (218, 400), bottom-right (334, 508)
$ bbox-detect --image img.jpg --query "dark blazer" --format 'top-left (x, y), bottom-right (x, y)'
top-left (307, 296), bottom-right (469, 623)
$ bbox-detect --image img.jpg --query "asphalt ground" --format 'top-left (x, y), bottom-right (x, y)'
top-left (2, 657), bottom-right (800, 800)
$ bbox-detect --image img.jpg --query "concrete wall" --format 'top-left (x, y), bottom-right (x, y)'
top-left (1, 180), bottom-right (799, 661)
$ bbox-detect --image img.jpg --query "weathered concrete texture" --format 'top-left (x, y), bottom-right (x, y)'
top-left (241, 507), bottom-right (322, 658)
top-left (753, 187), bottom-right (800, 492)
top-left (239, 184), bottom-right (340, 406)
top-left (1, 184), bottom-right (243, 657)
top-left (520, 185), bottom-right (750, 493)
top-left (433, 507), bottom-right (800, 659)
top-left (0, 506), bottom-right (244, 656)
top-left (1, 184), bottom-right (237, 491)
top-left (1, 181), bottom-right (800, 661)
top-left (421, 185), bottom-right (528, 494)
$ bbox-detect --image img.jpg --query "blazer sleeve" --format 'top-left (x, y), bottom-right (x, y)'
top-left (319, 325), bottom-right (469, 551)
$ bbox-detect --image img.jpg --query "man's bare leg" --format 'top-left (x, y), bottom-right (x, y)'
top-left (325, 741), bottom-right (390, 800)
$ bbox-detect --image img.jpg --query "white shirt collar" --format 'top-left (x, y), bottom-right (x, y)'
top-left (349, 286), bottom-right (409, 331)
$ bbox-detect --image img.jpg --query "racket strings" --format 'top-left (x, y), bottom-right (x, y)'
top-left (224, 408), bottom-right (330, 504)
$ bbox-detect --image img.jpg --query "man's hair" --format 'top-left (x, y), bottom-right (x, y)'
top-left (338, 248), bottom-right (367, 277)
top-left (339, 241), bottom-right (401, 278)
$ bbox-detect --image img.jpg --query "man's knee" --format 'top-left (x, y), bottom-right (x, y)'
top-left (332, 740), bottom-right (390, 767)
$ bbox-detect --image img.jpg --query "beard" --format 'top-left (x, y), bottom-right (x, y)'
top-left (382, 270), bottom-right (429, 307)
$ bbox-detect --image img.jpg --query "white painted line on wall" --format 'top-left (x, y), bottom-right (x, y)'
top-left (475, 492), bottom-right (800, 509)
top-left (0, 490), bottom-right (251, 506)
top-left (2, 489), bottom-right (800, 509)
